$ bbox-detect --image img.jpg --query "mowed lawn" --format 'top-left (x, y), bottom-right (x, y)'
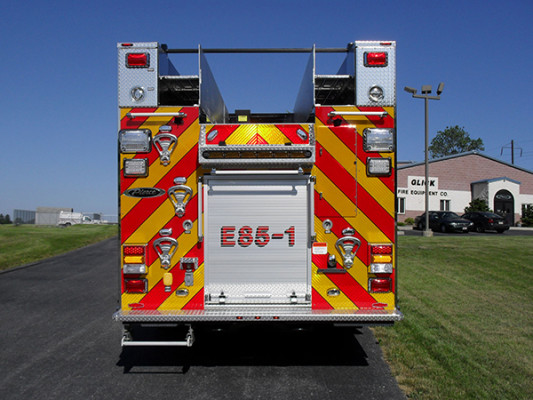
top-left (0, 224), bottom-right (118, 271)
top-left (374, 235), bottom-right (533, 400)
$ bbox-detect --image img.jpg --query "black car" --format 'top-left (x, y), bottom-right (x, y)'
top-left (414, 211), bottom-right (473, 233)
top-left (461, 211), bottom-right (510, 233)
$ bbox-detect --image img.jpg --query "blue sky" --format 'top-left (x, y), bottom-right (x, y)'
top-left (1, 0), bottom-right (532, 218)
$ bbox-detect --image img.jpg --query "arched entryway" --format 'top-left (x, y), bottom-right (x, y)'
top-left (494, 189), bottom-right (514, 225)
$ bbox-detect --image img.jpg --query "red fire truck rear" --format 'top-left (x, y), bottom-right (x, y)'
top-left (114, 41), bottom-right (402, 346)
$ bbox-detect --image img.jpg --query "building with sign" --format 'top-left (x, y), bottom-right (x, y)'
top-left (397, 151), bottom-right (533, 226)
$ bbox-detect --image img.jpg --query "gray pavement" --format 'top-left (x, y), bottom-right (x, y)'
top-left (0, 237), bottom-right (406, 400)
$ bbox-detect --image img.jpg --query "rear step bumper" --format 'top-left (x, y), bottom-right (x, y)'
top-left (113, 307), bottom-right (403, 323)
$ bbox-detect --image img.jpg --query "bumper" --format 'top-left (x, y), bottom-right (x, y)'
top-left (113, 307), bottom-right (404, 324)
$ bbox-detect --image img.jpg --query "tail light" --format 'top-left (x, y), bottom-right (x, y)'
top-left (488, 218), bottom-right (494, 223)
top-left (369, 244), bottom-right (393, 275)
top-left (369, 278), bottom-right (391, 293)
top-left (123, 245), bottom-right (147, 275)
top-left (124, 279), bottom-right (148, 293)
top-left (126, 52), bottom-right (149, 68)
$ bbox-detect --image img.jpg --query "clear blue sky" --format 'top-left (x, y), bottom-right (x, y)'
top-left (2, 0), bottom-right (532, 218)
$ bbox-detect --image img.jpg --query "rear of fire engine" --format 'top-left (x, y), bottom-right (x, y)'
top-left (114, 41), bottom-right (402, 346)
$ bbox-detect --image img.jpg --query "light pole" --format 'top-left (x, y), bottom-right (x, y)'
top-left (404, 83), bottom-right (444, 237)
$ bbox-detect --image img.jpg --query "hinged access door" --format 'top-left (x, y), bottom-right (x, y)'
top-left (204, 174), bottom-right (312, 305)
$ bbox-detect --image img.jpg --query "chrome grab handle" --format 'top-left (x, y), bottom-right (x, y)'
top-left (197, 178), bottom-right (203, 242)
top-left (335, 228), bottom-right (361, 269)
top-left (126, 112), bottom-right (187, 118)
top-left (168, 185), bottom-right (193, 217)
top-left (328, 111), bottom-right (388, 117)
top-left (153, 133), bottom-right (177, 165)
top-left (153, 235), bottom-right (178, 269)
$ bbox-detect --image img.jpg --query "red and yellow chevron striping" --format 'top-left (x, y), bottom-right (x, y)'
top-left (311, 106), bottom-right (396, 311)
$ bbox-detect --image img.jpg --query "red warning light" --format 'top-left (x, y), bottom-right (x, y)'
top-left (365, 52), bottom-right (388, 67)
top-left (126, 53), bottom-right (149, 68)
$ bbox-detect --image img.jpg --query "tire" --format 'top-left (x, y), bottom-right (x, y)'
top-left (440, 224), bottom-right (447, 233)
top-left (417, 222), bottom-right (423, 230)
top-left (476, 226), bottom-right (485, 233)
top-left (496, 230), bottom-right (505, 234)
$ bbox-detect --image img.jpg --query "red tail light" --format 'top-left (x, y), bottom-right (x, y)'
top-left (371, 244), bottom-right (393, 255)
top-left (124, 279), bottom-right (147, 293)
top-left (488, 218), bottom-right (494, 223)
top-left (126, 53), bottom-right (149, 68)
top-left (123, 245), bottom-right (145, 256)
top-left (369, 278), bottom-right (391, 293)
top-left (365, 52), bottom-right (388, 67)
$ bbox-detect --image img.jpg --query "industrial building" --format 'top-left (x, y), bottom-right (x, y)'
top-left (397, 151), bottom-right (533, 225)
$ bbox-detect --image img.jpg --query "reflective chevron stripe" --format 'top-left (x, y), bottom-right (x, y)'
top-left (312, 106), bottom-right (396, 311)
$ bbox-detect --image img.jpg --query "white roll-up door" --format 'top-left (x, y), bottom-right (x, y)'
top-left (204, 175), bottom-right (311, 305)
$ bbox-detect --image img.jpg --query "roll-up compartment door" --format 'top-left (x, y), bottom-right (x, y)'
top-left (204, 175), bottom-right (311, 305)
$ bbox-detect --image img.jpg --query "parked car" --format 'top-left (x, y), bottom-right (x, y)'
top-left (414, 211), bottom-right (473, 233)
top-left (461, 211), bottom-right (510, 233)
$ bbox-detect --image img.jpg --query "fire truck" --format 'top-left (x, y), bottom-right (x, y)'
top-left (114, 41), bottom-right (402, 346)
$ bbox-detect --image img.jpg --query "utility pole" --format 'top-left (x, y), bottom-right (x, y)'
top-left (501, 141), bottom-right (522, 165)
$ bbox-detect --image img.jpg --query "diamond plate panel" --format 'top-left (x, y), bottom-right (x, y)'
top-left (355, 41), bottom-right (396, 106)
top-left (118, 42), bottom-right (159, 107)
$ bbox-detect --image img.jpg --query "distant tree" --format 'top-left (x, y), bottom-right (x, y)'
top-left (464, 199), bottom-right (491, 214)
top-left (0, 214), bottom-right (4, 224)
top-left (429, 126), bottom-right (484, 158)
top-left (4, 214), bottom-right (11, 224)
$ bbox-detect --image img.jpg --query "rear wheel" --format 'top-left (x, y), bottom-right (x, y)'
top-left (476, 226), bottom-right (485, 233)
top-left (440, 224), bottom-right (447, 233)
top-left (496, 230), bottom-right (505, 234)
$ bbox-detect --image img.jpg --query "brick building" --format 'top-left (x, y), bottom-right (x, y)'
top-left (397, 151), bottom-right (533, 225)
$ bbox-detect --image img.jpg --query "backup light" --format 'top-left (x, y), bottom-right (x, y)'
top-left (119, 129), bottom-right (151, 153)
top-left (370, 263), bottom-right (393, 274)
top-left (124, 158), bottom-right (148, 177)
top-left (123, 264), bottom-right (147, 275)
top-left (363, 128), bottom-right (394, 152)
top-left (367, 157), bottom-right (391, 176)
top-left (126, 53), bottom-right (149, 68)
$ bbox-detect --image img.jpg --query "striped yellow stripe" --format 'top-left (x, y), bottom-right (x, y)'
top-left (312, 262), bottom-right (356, 309)
top-left (120, 111), bottom-right (199, 218)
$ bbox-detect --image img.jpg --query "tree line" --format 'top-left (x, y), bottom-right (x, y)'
top-left (0, 214), bottom-right (12, 224)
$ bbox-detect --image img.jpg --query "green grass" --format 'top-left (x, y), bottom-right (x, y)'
top-left (373, 236), bottom-right (533, 400)
top-left (0, 224), bottom-right (118, 271)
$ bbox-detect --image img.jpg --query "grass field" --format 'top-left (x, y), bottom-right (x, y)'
top-left (373, 235), bottom-right (533, 400)
top-left (0, 224), bottom-right (118, 271)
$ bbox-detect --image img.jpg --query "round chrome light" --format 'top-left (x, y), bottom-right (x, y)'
top-left (131, 87), bottom-right (145, 102)
top-left (368, 85), bottom-right (384, 102)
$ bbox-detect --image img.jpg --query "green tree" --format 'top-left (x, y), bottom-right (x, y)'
top-left (429, 125), bottom-right (484, 158)
top-left (464, 199), bottom-right (491, 213)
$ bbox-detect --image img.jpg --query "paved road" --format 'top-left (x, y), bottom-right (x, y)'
top-left (0, 237), bottom-right (405, 400)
